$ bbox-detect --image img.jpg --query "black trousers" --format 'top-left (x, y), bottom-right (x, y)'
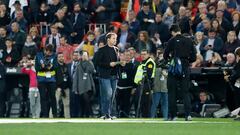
top-left (140, 90), bottom-right (152, 118)
top-left (136, 82), bottom-right (152, 118)
top-left (38, 82), bottom-right (57, 118)
top-left (167, 74), bottom-right (191, 118)
top-left (234, 88), bottom-right (240, 114)
top-left (0, 90), bottom-right (6, 117)
top-left (79, 91), bottom-right (93, 117)
top-left (70, 92), bottom-right (81, 118)
top-left (70, 91), bottom-right (93, 118)
top-left (116, 88), bottom-right (132, 117)
top-left (0, 80), bottom-right (6, 117)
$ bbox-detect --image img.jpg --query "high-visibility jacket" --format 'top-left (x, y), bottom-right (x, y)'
top-left (134, 58), bottom-right (156, 84)
top-left (37, 71), bottom-right (56, 77)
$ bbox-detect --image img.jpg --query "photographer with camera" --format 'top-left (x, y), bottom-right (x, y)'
top-left (224, 47), bottom-right (240, 121)
top-left (150, 48), bottom-right (168, 120)
top-left (55, 52), bottom-right (70, 118)
top-left (134, 49), bottom-right (156, 118)
top-left (35, 44), bottom-right (58, 118)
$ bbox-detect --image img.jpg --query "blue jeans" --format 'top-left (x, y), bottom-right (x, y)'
top-left (150, 92), bottom-right (168, 120)
top-left (99, 77), bottom-right (117, 116)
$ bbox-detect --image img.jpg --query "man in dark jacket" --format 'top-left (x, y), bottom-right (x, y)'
top-left (10, 22), bottom-right (26, 54)
top-left (35, 2), bottom-right (51, 24)
top-left (69, 2), bottom-right (87, 44)
top-left (173, 6), bottom-right (191, 34)
top-left (148, 12), bottom-right (170, 44)
top-left (200, 28), bottom-right (224, 61)
top-left (163, 24), bottom-right (196, 121)
top-left (116, 51), bottom-right (135, 118)
top-left (117, 21), bottom-right (136, 51)
top-left (49, 0), bottom-right (62, 22)
top-left (96, 33), bottom-right (119, 119)
top-left (56, 52), bottom-right (70, 118)
top-left (0, 27), bottom-right (8, 59)
top-left (52, 9), bottom-right (73, 40)
top-left (136, 2), bottom-right (155, 31)
top-left (90, 0), bottom-right (113, 23)
top-left (68, 51), bottom-right (81, 117)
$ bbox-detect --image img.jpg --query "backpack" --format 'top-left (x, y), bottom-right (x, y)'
top-left (168, 57), bottom-right (183, 77)
top-left (168, 38), bottom-right (184, 77)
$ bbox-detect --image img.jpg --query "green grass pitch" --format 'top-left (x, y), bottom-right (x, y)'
top-left (0, 118), bottom-right (239, 135)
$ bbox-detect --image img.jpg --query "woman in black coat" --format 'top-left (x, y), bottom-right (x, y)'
top-left (222, 31), bottom-right (240, 57)
top-left (2, 38), bottom-right (20, 67)
top-left (211, 19), bottom-right (227, 42)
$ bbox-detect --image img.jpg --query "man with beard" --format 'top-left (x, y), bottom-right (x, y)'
top-left (55, 52), bottom-right (70, 118)
top-left (69, 2), bottom-right (87, 44)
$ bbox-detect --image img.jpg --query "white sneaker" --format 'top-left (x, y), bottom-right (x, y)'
top-left (99, 116), bottom-right (105, 119)
top-left (168, 117), bottom-right (177, 121)
top-left (172, 117), bottom-right (178, 121)
top-left (185, 116), bottom-right (192, 121)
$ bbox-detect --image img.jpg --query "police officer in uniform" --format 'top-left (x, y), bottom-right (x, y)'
top-left (134, 49), bottom-right (156, 117)
top-left (163, 24), bottom-right (196, 121)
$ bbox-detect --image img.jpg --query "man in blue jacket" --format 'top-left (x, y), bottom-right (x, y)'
top-left (35, 44), bottom-right (58, 118)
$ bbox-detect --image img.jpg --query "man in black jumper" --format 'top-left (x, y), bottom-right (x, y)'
top-left (96, 33), bottom-right (119, 119)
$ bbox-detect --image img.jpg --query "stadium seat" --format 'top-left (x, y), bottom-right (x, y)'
top-left (200, 104), bottom-right (221, 117)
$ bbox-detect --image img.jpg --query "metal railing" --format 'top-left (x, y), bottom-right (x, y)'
top-left (37, 23), bottom-right (107, 37)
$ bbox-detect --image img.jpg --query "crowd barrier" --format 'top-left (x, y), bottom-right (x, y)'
top-left (35, 23), bottom-right (107, 36)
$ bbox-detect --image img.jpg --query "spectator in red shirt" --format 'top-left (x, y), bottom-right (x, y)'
top-left (57, 35), bottom-right (74, 64)
top-left (21, 57), bottom-right (41, 118)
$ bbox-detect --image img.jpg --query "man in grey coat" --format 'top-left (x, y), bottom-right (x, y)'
top-left (72, 51), bottom-right (95, 117)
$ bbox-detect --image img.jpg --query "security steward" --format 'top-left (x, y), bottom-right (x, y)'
top-left (163, 24), bottom-right (196, 121)
top-left (134, 49), bottom-right (156, 117)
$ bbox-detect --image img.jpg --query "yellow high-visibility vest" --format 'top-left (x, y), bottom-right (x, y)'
top-left (37, 71), bottom-right (56, 77)
top-left (134, 58), bottom-right (156, 84)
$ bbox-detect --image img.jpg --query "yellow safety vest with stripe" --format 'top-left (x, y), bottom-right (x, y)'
top-left (37, 71), bottom-right (56, 77)
top-left (134, 58), bottom-right (156, 84)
